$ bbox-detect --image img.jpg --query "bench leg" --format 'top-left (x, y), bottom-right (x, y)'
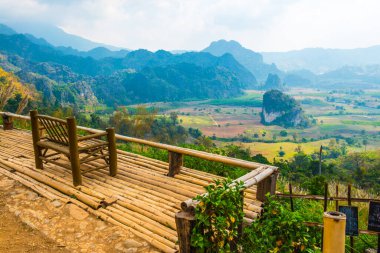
top-left (34, 147), bottom-right (44, 170)
top-left (70, 154), bottom-right (82, 186)
top-left (107, 127), bottom-right (117, 177)
top-left (67, 117), bottom-right (82, 186)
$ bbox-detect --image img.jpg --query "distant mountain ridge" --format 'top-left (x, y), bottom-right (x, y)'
top-left (262, 46), bottom-right (380, 74)
top-left (203, 40), bottom-right (282, 82)
top-left (3, 22), bottom-right (121, 51)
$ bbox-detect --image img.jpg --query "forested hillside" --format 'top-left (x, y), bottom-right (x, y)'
top-left (0, 33), bottom-right (257, 108)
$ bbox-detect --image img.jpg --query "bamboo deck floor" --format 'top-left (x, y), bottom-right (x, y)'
top-left (0, 128), bottom-right (261, 253)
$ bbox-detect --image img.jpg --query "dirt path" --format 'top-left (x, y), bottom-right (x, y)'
top-left (0, 191), bottom-right (70, 253)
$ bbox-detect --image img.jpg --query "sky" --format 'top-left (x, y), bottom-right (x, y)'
top-left (1, 0), bottom-right (380, 52)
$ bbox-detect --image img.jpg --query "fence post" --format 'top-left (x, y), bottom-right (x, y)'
top-left (256, 172), bottom-right (277, 202)
top-left (30, 110), bottom-right (43, 170)
top-left (175, 211), bottom-right (196, 253)
top-left (2, 114), bottom-right (13, 130)
top-left (106, 127), bottom-right (118, 177)
top-left (168, 151), bottom-right (183, 177)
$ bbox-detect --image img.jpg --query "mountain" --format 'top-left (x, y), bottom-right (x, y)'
top-left (261, 74), bottom-right (284, 91)
top-left (203, 40), bottom-right (282, 82)
top-left (261, 90), bottom-right (310, 128)
top-left (262, 46), bottom-right (380, 74)
top-left (4, 22), bottom-right (120, 51)
top-left (0, 24), bottom-right (16, 35)
top-left (0, 33), bottom-right (254, 107)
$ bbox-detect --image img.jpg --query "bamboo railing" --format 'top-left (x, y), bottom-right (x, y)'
top-left (0, 111), bottom-right (276, 173)
top-left (0, 111), bottom-right (279, 253)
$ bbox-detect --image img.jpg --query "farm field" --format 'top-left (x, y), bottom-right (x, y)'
top-left (239, 139), bottom-right (334, 161)
top-left (172, 88), bottom-right (380, 157)
top-left (96, 88), bottom-right (380, 160)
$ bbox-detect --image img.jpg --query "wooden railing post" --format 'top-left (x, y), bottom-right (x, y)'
top-left (67, 116), bottom-right (82, 186)
top-left (30, 110), bottom-right (43, 170)
top-left (106, 127), bottom-right (118, 177)
top-left (175, 211), bottom-right (196, 253)
top-left (168, 151), bottom-right (183, 177)
top-left (2, 113), bottom-right (13, 130)
top-left (256, 172), bottom-right (277, 202)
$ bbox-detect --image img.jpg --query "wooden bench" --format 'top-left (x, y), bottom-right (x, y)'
top-left (30, 110), bottom-right (117, 186)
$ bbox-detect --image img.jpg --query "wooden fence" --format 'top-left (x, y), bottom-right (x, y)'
top-left (277, 183), bottom-right (380, 252)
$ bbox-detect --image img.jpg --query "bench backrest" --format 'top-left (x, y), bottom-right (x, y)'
top-left (37, 115), bottom-right (70, 145)
top-left (29, 110), bottom-right (73, 146)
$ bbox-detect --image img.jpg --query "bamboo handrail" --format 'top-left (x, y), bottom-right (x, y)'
top-left (0, 111), bottom-right (277, 171)
top-left (180, 167), bottom-right (276, 212)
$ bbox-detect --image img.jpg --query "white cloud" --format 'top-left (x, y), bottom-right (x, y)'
top-left (0, 0), bottom-right (379, 51)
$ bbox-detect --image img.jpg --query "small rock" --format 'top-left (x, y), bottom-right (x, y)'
top-left (51, 200), bottom-right (62, 208)
top-left (114, 242), bottom-right (125, 252)
top-left (79, 221), bottom-right (88, 230)
top-left (0, 178), bottom-right (14, 190)
top-left (26, 191), bottom-right (38, 200)
top-left (69, 204), bottom-right (89, 220)
top-left (124, 239), bottom-right (143, 248)
top-left (126, 249), bottom-right (137, 253)
top-left (14, 210), bottom-right (21, 217)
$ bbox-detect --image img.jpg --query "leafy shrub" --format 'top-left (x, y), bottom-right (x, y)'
top-left (300, 175), bottom-right (327, 195)
top-left (241, 195), bottom-right (322, 253)
top-left (191, 179), bottom-right (245, 252)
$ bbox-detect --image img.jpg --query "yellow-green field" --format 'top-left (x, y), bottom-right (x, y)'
top-left (240, 139), bottom-right (339, 161)
top-left (178, 115), bottom-right (214, 126)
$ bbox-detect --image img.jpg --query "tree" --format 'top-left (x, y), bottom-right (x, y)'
top-left (362, 139), bottom-right (368, 151)
top-left (0, 67), bottom-right (37, 113)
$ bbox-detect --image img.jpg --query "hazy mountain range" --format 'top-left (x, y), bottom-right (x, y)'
top-left (262, 46), bottom-right (380, 74)
top-left (0, 22), bottom-right (380, 110)
top-left (2, 22), bottom-right (120, 51)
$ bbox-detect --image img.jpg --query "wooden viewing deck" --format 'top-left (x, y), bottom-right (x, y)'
top-left (0, 113), bottom-right (278, 253)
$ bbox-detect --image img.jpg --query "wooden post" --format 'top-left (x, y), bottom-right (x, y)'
top-left (322, 182), bottom-right (329, 250)
top-left (348, 184), bottom-right (354, 253)
top-left (336, 185), bottom-right (339, 211)
top-left (319, 145), bottom-right (323, 175)
top-left (30, 110), bottom-right (43, 170)
top-left (289, 183), bottom-right (294, 212)
top-left (168, 151), bottom-right (183, 177)
top-left (256, 173), bottom-right (277, 202)
top-left (2, 114), bottom-right (13, 130)
top-left (67, 116), bottom-right (82, 186)
top-left (175, 211), bottom-right (196, 253)
top-left (106, 127), bottom-right (117, 177)
top-left (324, 183), bottom-right (328, 212)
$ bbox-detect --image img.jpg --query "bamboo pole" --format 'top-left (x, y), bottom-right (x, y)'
top-left (0, 158), bottom-right (101, 209)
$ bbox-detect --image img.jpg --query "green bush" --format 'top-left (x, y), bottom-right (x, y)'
top-left (191, 179), bottom-right (245, 252)
top-left (241, 195), bottom-right (322, 253)
top-left (300, 175), bottom-right (327, 195)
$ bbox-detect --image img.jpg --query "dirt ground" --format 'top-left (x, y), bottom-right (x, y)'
top-left (0, 191), bottom-right (70, 253)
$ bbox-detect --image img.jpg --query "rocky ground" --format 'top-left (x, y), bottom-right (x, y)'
top-left (0, 174), bottom-right (160, 253)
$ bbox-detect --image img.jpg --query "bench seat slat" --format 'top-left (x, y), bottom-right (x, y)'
top-left (37, 141), bottom-right (70, 155)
